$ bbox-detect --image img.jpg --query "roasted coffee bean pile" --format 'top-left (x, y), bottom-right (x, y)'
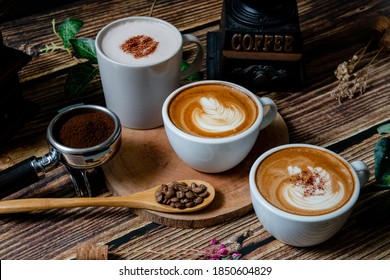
top-left (155, 181), bottom-right (210, 209)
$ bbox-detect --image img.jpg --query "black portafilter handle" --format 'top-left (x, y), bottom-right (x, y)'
top-left (0, 151), bottom-right (59, 198)
top-left (0, 157), bottom-right (41, 197)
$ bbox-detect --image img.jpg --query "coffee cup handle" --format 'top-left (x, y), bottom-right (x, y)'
top-left (258, 97), bottom-right (278, 130)
top-left (180, 34), bottom-right (204, 80)
top-left (350, 160), bottom-right (370, 186)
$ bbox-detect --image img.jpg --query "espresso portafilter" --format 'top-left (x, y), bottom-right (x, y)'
top-left (0, 105), bottom-right (122, 198)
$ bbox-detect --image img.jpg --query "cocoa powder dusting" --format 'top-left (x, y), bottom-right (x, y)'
top-left (120, 35), bottom-right (159, 59)
top-left (56, 111), bottom-right (115, 149)
top-left (291, 169), bottom-right (326, 197)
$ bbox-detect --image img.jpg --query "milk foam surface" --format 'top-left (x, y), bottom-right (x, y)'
top-left (101, 20), bottom-right (180, 65)
top-left (256, 147), bottom-right (355, 216)
top-left (168, 84), bottom-right (258, 138)
top-left (193, 97), bottom-right (245, 133)
top-left (283, 166), bottom-right (345, 212)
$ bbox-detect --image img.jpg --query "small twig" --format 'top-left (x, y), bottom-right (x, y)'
top-left (40, 19), bottom-right (72, 55)
top-left (52, 19), bottom-right (61, 41)
top-left (366, 46), bottom-right (384, 67)
top-left (353, 36), bottom-right (374, 69)
top-left (149, 0), bottom-right (158, 17)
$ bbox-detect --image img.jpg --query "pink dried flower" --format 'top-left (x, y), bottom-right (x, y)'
top-left (210, 238), bottom-right (218, 245)
top-left (232, 253), bottom-right (242, 260)
top-left (203, 238), bottom-right (241, 260)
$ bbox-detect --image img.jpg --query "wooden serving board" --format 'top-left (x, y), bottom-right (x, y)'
top-left (103, 113), bottom-right (289, 228)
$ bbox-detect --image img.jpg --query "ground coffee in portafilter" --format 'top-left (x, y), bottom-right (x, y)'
top-left (54, 110), bottom-right (115, 149)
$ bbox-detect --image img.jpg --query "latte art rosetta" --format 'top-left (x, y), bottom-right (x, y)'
top-left (193, 97), bottom-right (245, 133)
top-left (168, 84), bottom-right (258, 138)
top-left (256, 147), bottom-right (355, 216)
top-left (283, 166), bottom-right (345, 212)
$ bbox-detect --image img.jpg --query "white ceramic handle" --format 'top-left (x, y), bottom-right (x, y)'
top-left (258, 97), bottom-right (278, 130)
top-left (351, 160), bottom-right (370, 187)
top-left (180, 34), bottom-right (204, 80)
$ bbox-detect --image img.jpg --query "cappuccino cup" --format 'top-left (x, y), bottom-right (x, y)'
top-left (162, 80), bottom-right (278, 173)
top-left (95, 17), bottom-right (203, 129)
top-left (249, 144), bottom-right (370, 247)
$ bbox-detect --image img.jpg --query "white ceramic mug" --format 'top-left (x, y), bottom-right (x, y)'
top-left (95, 16), bottom-right (203, 129)
top-left (162, 80), bottom-right (278, 173)
top-left (249, 143), bottom-right (370, 247)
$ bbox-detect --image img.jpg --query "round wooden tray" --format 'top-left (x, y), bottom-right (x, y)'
top-left (103, 113), bottom-right (289, 228)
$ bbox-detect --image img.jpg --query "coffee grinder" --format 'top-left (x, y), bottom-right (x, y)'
top-left (207, 0), bottom-right (306, 91)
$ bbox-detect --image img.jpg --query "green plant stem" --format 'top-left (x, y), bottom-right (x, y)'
top-left (39, 19), bottom-right (72, 55)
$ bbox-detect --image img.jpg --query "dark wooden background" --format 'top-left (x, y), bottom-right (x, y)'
top-left (0, 0), bottom-right (389, 259)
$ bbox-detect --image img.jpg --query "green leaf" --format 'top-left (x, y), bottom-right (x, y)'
top-left (374, 137), bottom-right (390, 185)
top-left (59, 18), bottom-right (84, 48)
top-left (378, 123), bottom-right (390, 134)
top-left (69, 38), bottom-right (97, 63)
top-left (180, 60), bottom-right (201, 81)
top-left (64, 62), bottom-right (99, 98)
top-left (180, 60), bottom-right (190, 72)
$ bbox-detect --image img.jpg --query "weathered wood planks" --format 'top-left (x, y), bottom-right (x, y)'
top-left (0, 0), bottom-right (389, 260)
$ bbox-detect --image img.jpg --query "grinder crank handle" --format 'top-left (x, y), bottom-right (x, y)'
top-left (0, 156), bottom-right (43, 198)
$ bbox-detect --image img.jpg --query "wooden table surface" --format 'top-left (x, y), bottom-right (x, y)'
top-left (0, 0), bottom-right (389, 260)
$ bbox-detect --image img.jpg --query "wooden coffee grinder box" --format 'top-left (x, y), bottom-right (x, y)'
top-left (207, 0), bottom-right (306, 91)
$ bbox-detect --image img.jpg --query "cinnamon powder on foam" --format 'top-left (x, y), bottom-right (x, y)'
top-left (290, 169), bottom-right (327, 197)
top-left (120, 35), bottom-right (159, 59)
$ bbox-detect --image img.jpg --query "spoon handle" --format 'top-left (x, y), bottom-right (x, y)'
top-left (0, 196), bottom-right (135, 214)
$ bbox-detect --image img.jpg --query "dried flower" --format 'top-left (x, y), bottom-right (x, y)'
top-left (331, 68), bottom-right (369, 102)
top-left (210, 238), bottom-right (218, 245)
top-left (203, 238), bottom-right (242, 260)
top-left (331, 15), bottom-right (389, 103)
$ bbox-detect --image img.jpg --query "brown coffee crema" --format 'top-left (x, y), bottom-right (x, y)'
top-left (256, 147), bottom-right (356, 216)
top-left (168, 84), bottom-right (259, 138)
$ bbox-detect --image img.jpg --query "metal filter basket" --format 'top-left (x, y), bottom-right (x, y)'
top-left (0, 104), bottom-right (122, 197)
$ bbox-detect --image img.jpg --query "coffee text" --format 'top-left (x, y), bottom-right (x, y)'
top-left (231, 34), bottom-right (294, 52)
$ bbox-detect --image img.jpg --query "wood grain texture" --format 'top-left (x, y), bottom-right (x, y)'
top-left (103, 114), bottom-right (288, 228)
top-left (0, 0), bottom-right (389, 260)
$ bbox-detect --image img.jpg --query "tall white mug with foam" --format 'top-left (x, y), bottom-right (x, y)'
top-left (95, 17), bottom-right (203, 129)
top-left (249, 143), bottom-right (370, 247)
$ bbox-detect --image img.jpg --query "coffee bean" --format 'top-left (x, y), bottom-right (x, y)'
top-left (192, 183), bottom-right (206, 194)
top-left (155, 181), bottom-right (209, 210)
top-left (175, 202), bottom-right (185, 209)
top-left (194, 197), bottom-right (203, 204)
top-left (199, 191), bottom-right (210, 198)
top-left (185, 191), bottom-right (196, 199)
top-left (165, 187), bottom-right (175, 198)
top-left (176, 190), bottom-right (185, 198)
top-left (185, 202), bottom-right (196, 208)
top-left (156, 194), bottom-right (164, 203)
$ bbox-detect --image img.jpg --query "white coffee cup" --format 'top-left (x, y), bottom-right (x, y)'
top-left (95, 16), bottom-right (203, 129)
top-left (162, 80), bottom-right (278, 173)
top-left (249, 143), bottom-right (370, 247)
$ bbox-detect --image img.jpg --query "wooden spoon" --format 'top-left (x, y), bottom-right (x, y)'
top-left (0, 180), bottom-right (215, 214)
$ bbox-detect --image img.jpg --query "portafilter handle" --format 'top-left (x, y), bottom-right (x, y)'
top-left (0, 150), bottom-right (60, 198)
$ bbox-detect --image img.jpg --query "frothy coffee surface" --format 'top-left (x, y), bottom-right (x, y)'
top-left (101, 20), bottom-right (180, 65)
top-left (256, 147), bottom-right (355, 216)
top-left (168, 84), bottom-right (258, 138)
